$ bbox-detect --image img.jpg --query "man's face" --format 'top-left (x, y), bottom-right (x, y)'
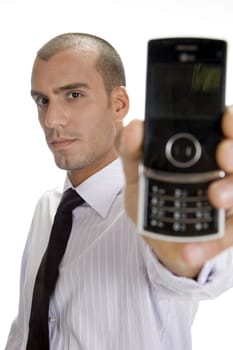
top-left (31, 48), bottom-right (128, 184)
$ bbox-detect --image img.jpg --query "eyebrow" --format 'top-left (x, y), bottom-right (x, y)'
top-left (58, 82), bottom-right (90, 92)
top-left (31, 82), bottom-right (90, 97)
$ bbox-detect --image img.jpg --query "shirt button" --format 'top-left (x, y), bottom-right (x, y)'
top-left (49, 315), bottom-right (56, 323)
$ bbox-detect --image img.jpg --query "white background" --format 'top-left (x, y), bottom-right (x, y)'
top-left (1, 0), bottom-right (233, 348)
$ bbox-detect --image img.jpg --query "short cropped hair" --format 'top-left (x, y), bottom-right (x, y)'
top-left (37, 33), bottom-right (126, 95)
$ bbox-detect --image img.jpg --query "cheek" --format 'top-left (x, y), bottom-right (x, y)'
top-left (78, 106), bottom-right (116, 135)
top-left (82, 117), bottom-right (116, 149)
top-left (37, 110), bottom-right (46, 128)
top-left (38, 117), bottom-right (45, 132)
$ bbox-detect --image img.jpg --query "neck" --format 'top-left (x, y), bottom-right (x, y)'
top-left (67, 152), bottom-right (118, 187)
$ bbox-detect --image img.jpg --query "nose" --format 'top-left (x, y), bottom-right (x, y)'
top-left (44, 101), bottom-right (69, 128)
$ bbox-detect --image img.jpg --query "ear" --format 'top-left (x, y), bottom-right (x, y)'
top-left (111, 86), bottom-right (129, 122)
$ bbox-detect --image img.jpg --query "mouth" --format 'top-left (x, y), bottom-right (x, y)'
top-left (49, 138), bottom-right (77, 150)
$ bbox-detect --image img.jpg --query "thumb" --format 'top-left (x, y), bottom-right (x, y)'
top-left (116, 119), bottom-right (144, 184)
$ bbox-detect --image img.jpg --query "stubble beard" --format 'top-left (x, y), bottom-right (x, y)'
top-left (53, 152), bottom-right (93, 171)
top-left (52, 146), bottom-right (115, 173)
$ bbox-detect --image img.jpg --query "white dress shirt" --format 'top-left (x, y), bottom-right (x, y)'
top-left (5, 158), bottom-right (233, 350)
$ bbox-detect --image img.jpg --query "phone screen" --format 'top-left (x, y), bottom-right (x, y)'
top-left (147, 63), bottom-right (223, 119)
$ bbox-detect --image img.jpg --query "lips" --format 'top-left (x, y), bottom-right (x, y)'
top-left (49, 138), bottom-right (77, 149)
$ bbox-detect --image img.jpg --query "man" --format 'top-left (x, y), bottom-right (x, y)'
top-left (5, 32), bottom-right (233, 349)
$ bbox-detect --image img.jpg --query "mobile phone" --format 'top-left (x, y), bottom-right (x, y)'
top-left (138, 37), bottom-right (227, 241)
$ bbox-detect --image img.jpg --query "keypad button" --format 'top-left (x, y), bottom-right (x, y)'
top-left (147, 178), bottom-right (218, 236)
top-left (150, 219), bottom-right (157, 227)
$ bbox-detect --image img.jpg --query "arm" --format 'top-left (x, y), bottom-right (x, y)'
top-left (5, 239), bottom-right (29, 350)
top-left (117, 107), bottom-right (233, 278)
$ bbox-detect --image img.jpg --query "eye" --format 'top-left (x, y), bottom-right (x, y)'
top-left (68, 91), bottom-right (82, 99)
top-left (35, 96), bottom-right (49, 107)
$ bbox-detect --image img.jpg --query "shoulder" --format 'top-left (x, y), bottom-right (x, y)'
top-left (27, 187), bottom-right (64, 241)
top-left (33, 187), bottom-right (63, 216)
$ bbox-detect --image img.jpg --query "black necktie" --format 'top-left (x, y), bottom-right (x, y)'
top-left (26, 188), bottom-right (84, 350)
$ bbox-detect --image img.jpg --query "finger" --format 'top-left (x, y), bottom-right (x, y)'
top-left (216, 139), bottom-right (233, 172)
top-left (222, 105), bottom-right (233, 138)
top-left (182, 214), bottom-right (233, 268)
top-left (116, 119), bottom-right (143, 183)
top-left (208, 175), bottom-right (233, 209)
top-left (117, 119), bottom-right (143, 160)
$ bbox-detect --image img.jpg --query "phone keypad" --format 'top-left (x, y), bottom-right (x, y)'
top-left (145, 179), bottom-right (218, 237)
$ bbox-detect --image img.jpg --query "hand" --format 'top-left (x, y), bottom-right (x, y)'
top-left (117, 107), bottom-right (233, 278)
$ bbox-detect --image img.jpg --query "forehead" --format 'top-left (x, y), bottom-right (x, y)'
top-left (31, 48), bottom-right (103, 90)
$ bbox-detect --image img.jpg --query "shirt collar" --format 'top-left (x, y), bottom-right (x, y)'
top-left (63, 158), bottom-right (124, 218)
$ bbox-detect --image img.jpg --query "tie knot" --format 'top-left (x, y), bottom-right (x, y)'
top-left (58, 188), bottom-right (84, 213)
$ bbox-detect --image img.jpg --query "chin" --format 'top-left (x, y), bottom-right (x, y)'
top-left (54, 155), bottom-right (84, 171)
top-left (54, 156), bottom-right (71, 170)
